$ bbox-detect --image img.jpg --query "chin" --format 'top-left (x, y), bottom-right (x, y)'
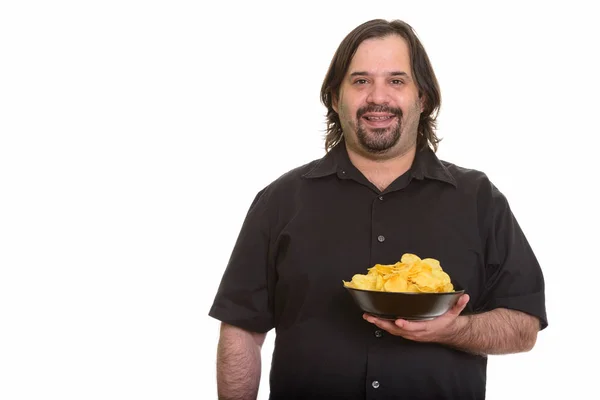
top-left (362, 135), bottom-right (400, 152)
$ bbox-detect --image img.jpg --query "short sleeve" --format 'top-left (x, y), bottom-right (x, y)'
top-left (208, 188), bottom-right (275, 333)
top-left (476, 183), bottom-right (548, 330)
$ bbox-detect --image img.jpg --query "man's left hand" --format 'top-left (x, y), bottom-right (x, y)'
top-left (363, 293), bottom-right (470, 343)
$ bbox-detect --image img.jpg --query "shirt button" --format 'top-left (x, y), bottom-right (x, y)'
top-left (374, 330), bottom-right (383, 338)
top-left (377, 235), bottom-right (385, 242)
top-left (341, 170), bottom-right (346, 174)
top-left (372, 380), bottom-right (380, 389)
top-left (379, 196), bottom-right (384, 200)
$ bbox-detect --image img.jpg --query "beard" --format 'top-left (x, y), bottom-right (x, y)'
top-left (355, 105), bottom-right (403, 153)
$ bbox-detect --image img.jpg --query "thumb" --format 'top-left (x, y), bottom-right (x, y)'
top-left (448, 293), bottom-right (469, 316)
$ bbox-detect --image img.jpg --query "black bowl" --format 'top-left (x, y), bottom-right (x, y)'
top-left (345, 287), bottom-right (465, 320)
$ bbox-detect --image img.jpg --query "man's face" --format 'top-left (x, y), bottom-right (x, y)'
top-left (333, 34), bottom-right (424, 158)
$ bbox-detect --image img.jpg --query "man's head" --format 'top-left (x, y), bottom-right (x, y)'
top-left (321, 19), bottom-right (441, 155)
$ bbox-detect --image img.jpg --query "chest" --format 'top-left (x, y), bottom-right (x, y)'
top-left (270, 181), bottom-right (486, 312)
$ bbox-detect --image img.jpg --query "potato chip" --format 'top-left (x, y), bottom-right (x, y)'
top-left (412, 270), bottom-right (434, 287)
top-left (421, 258), bottom-right (442, 270)
top-left (368, 264), bottom-right (395, 275)
top-left (432, 269), bottom-right (451, 284)
top-left (406, 283), bottom-right (422, 293)
top-left (342, 253), bottom-right (455, 293)
top-left (383, 274), bottom-right (408, 292)
top-left (401, 253), bottom-right (421, 265)
top-left (346, 273), bottom-right (377, 290)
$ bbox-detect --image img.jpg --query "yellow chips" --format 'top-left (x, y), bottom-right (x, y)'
top-left (343, 253), bottom-right (454, 293)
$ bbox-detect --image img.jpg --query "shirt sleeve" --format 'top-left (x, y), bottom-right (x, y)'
top-left (476, 183), bottom-right (548, 330)
top-left (208, 187), bottom-right (275, 333)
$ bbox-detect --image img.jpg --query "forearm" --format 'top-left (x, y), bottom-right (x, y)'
top-left (217, 323), bottom-right (266, 400)
top-left (440, 308), bottom-right (539, 356)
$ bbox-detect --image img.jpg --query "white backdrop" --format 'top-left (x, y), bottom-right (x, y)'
top-left (1, 1), bottom-right (598, 399)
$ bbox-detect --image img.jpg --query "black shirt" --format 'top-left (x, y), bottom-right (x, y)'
top-left (209, 143), bottom-right (548, 400)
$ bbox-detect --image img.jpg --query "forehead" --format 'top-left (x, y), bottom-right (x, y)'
top-left (347, 34), bottom-right (412, 74)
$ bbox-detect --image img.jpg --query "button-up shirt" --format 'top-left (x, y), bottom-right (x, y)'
top-left (209, 142), bottom-right (548, 399)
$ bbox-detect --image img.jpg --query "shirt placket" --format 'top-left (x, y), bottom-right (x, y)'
top-left (364, 192), bottom-right (391, 399)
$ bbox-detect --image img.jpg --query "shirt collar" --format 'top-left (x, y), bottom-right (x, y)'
top-left (303, 142), bottom-right (457, 187)
top-left (410, 146), bottom-right (457, 187)
top-left (302, 143), bottom-right (351, 179)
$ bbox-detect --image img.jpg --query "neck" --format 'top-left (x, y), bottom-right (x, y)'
top-left (346, 144), bottom-right (417, 192)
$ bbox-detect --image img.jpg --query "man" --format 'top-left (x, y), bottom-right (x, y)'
top-left (209, 19), bottom-right (547, 400)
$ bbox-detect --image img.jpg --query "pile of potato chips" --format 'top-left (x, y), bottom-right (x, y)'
top-left (343, 253), bottom-right (454, 293)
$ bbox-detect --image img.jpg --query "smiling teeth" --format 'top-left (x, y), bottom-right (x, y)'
top-left (366, 116), bottom-right (391, 120)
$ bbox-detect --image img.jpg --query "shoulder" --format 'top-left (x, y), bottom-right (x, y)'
top-left (439, 159), bottom-right (508, 211)
top-left (247, 157), bottom-right (324, 207)
top-left (442, 159), bottom-right (498, 191)
top-left (442, 160), bottom-right (489, 187)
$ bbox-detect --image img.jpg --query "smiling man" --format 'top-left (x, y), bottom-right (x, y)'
top-left (209, 19), bottom-right (548, 400)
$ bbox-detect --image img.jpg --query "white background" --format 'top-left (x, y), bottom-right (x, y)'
top-left (1, 1), bottom-right (598, 399)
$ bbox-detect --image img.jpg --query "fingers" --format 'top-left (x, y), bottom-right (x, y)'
top-left (363, 314), bottom-right (397, 331)
top-left (394, 317), bottom-right (428, 331)
top-left (363, 313), bottom-right (427, 334)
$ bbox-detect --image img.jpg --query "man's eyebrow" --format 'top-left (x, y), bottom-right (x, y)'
top-left (349, 71), bottom-right (410, 77)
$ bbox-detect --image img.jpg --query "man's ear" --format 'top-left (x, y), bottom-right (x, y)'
top-left (332, 93), bottom-right (339, 114)
top-left (418, 93), bottom-right (427, 113)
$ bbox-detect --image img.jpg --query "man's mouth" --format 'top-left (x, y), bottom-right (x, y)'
top-left (361, 113), bottom-right (397, 128)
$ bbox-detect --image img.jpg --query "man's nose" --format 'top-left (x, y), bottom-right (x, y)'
top-left (366, 82), bottom-right (390, 104)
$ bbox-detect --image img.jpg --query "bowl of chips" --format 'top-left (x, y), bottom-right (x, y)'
top-left (343, 253), bottom-right (464, 320)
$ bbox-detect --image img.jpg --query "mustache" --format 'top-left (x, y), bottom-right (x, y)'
top-left (357, 105), bottom-right (402, 119)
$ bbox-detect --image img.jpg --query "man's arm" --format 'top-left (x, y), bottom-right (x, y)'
top-left (438, 307), bottom-right (539, 356)
top-left (364, 294), bottom-right (540, 356)
top-left (217, 323), bottom-right (267, 400)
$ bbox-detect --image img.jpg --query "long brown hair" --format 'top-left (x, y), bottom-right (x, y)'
top-left (320, 19), bottom-right (442, 152)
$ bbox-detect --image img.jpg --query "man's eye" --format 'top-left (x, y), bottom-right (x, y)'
top-left (354, 79), bottom-right (368, 85)
top-left (391, 79), bottom-right (404, 85)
